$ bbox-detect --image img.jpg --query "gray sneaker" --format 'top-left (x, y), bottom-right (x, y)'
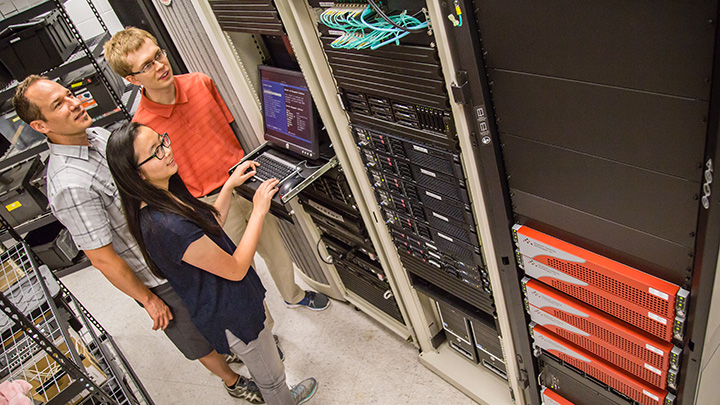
top-left (290, 377), bottom-right (317, 404)
top-left (274, 334), bottom-right (285, 362)
top-left (285, 291), bottom-right (331, 311)
top-left (225, 375), bottom-right (264, 404)
top-left (224, 352), bottom-right (243, 364)
top-left (225, 335), bottom-right (283, 364)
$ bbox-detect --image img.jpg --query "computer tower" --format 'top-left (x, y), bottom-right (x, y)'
top-left (436, 300), bottom-right (478, 364)
top-left (334, 258), bottom-right (402, 323)
top-left (468, 315), bottom-right (506, 380)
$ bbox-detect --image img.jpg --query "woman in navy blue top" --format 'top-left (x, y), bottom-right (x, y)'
top-left (106, 122), bottom-right (317, 405)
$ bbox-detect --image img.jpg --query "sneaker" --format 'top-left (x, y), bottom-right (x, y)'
top-left (290, 377), bottom-right (317, 404)
top-left (285, 291), bottom-right (330, 311)
top-left (225, 375), bottom-right (264, 404)
top-left (224, 352), bottom-right (243, 365)
top-left (226, 335), bottom-right (283, 364)
top-left (274, 334), bottom-right (285, 362)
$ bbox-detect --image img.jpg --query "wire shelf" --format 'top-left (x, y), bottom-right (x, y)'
top-left (0, 241), bottom-right (151, 404)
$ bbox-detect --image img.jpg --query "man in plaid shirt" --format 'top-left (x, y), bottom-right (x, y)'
top-left (11, 75), bottom-right (265, 403)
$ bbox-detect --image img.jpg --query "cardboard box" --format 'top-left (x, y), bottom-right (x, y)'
top-left (23, 329), bottom-right (107, 404)
top-left (0, 258), bottom-right (24, 292)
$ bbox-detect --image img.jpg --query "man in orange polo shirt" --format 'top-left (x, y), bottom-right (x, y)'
top-left (104, 30), bottom-right (329, 310)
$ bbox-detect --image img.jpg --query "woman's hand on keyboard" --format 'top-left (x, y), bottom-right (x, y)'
top-left (253, 178), bottom-right (280, 214)
top-left (227, 160), bottom-right (259, 188)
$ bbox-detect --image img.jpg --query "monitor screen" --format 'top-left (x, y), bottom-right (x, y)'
top-left (259, 65), bottom-right (319, 159)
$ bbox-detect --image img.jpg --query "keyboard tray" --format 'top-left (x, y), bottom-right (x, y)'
top-left (231, 142), bottom-right (338, 222)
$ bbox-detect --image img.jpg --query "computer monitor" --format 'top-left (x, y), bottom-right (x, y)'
top-left (259, 65), bottom-right (320, 159)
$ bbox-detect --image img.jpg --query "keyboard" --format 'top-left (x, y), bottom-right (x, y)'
top-left (253, 153), bottom-right (299, 183)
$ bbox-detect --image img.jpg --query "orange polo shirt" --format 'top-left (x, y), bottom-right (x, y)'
top-left (133, 72), bottom-right (244, 197)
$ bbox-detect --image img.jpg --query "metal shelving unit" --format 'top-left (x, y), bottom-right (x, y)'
top-left (0, 214), bottom-right (152, 404)
top-left (0, 0), bottom-right (137, 276)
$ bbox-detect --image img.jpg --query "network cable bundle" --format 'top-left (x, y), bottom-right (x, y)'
top-left (309, 0), bottom-right (502, 369)
top-left (315, 0), bottom-right (428, 50)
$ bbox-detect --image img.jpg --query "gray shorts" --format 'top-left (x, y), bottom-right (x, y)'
top-left (148, 283), bottom-right (214, 360)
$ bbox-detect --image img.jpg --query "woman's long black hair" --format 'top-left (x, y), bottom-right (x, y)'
top-left (106, 122), bottom-right (222, 278)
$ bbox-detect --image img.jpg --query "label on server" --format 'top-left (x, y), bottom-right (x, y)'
top-left (649, 287), bottom-right (670, 301)
top-left (5, 201), bottom-right (21, 211)
top-left (643, 390), bottom-right (660, 402)
top-left (425, 191), bottom-right (442, 201)
top-left (432, 212), bottom-right (449, 222)
top-left (420, 168), bottom-right (437, 177)
top-left (646, 344), bottom-right (665, 356)
top-left (413, 145), bottom-right (429, 154)
top-left (427, 251), bottom-right (442, 260)
top-left (648, 312), bottom-right (668, 325)
top-left (644, 363), bottom-right (662, 376)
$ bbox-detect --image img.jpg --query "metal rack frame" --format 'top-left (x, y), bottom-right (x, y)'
top-left (0, 0), bottom-right (140, 275)
top-left (0, 214), bottom-right (152, 404)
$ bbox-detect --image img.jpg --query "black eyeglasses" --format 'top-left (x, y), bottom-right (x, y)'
top-left (137, 133), bottom-right (171, 167)
top-left (128, 49), bottom-right (167, 76)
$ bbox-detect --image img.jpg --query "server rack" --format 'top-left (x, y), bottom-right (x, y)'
top-left (309, 0), bottom-right (496, 319)
top-left (301, 168), bottom-right (406, 326)
top-left (272, 1), bottom-right (519, 402)
top-left (261, 0), bottom-right (521, 402)
top-left (434, 0), bottom-right (720, 404)
top-left (182, 0), bottom-right (720, 403)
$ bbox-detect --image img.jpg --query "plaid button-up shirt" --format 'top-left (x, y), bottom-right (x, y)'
top-left (46, 127), bottom-right (166, 288)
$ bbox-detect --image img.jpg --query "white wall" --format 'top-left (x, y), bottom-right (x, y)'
top-left (63, 0), bottom-right (123, 39)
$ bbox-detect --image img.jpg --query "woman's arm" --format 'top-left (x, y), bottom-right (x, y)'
top-left (183, 178), bottom-right (279, 280)
top-left (214, 160), bottom-right (258, 226)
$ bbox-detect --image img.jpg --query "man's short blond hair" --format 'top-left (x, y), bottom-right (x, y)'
top-left (12, 75), bottom-right (48, 124)
top-left (104, 27), bottom-right (158, 77)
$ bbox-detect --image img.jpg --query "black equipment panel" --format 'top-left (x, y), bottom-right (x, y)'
top-left (539, 355), bottom-right (633, 405)
top-left (503, 135), bottom-right (698, 284)
top-left (209, 0), bottom-right (284, 36)
top-left (488, 69), bottom-right (707, 181)
top-left (503, 134), bottom-right (700, 248)
top-left (475, 1), bottom-right (716, 99)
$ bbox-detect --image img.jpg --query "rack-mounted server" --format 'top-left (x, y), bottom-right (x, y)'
top-left (523, 277), bottom-right (680, 390)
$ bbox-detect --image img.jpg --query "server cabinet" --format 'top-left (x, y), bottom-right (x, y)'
top-left (435, 1), bottom-right (720, 404)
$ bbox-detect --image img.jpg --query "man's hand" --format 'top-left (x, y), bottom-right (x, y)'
top-left (85, 244), bottom-right (174, 331)
top-left (143, 294), bottom-right (173, 330)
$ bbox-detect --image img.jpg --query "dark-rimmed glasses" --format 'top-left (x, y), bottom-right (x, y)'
top-left (137, 133), bottom-right (171, 167)
top-left (128, 49), bottom-right (167, 76)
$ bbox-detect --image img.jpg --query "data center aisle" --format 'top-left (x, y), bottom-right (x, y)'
top-left (61, 256), bottom-right (476, 404)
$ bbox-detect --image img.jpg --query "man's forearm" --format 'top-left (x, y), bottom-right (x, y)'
top-left (85, 245), bottom-right (172, 330)
top-left (85, 246), bottom-right (155, 305)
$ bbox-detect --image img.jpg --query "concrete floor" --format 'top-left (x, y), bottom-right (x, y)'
top-left (61, 256), bottom-right (477, 404)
